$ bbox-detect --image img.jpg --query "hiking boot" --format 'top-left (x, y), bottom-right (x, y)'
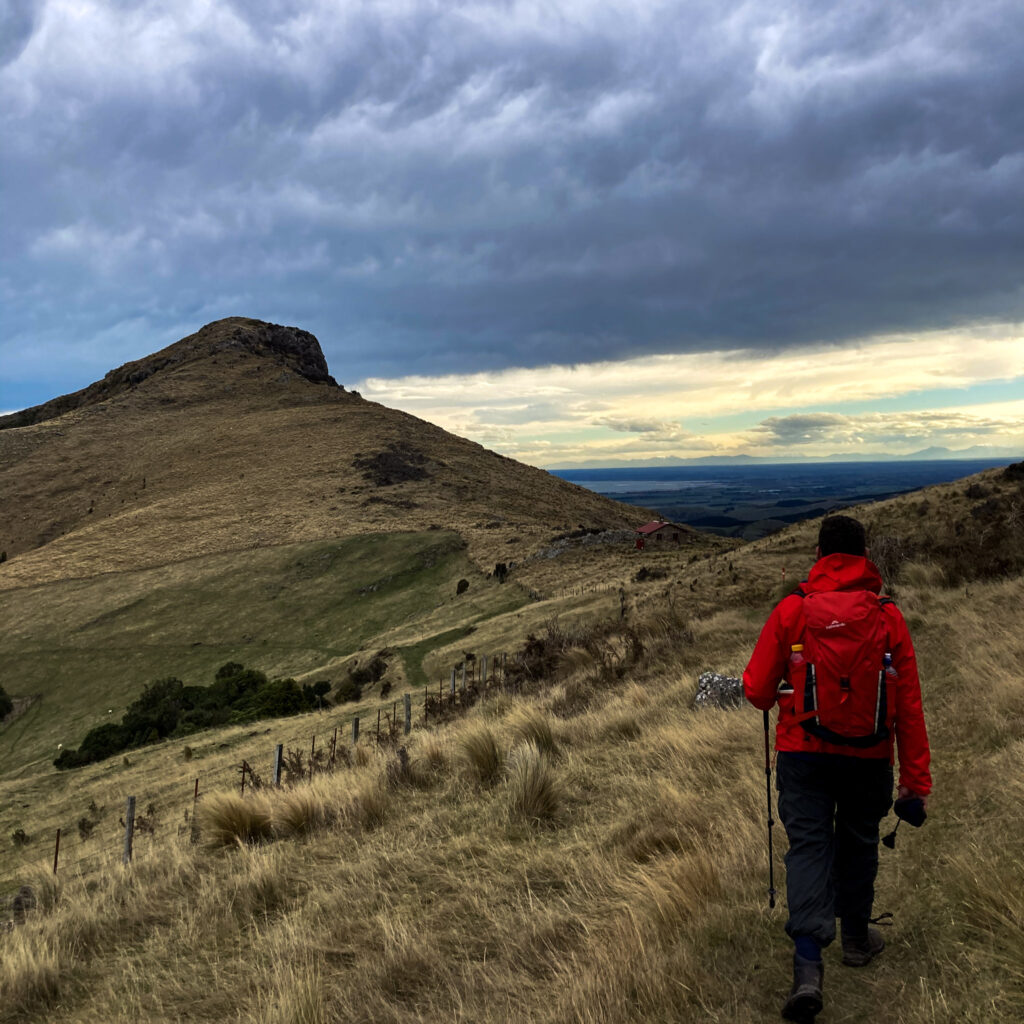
top-left (841, 926), bottom-right (885, 967)
top-left (781, 953), bottom-right (824, 1022)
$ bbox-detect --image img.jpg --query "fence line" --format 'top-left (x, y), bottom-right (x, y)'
top-left (1, 647), bottom-right (533, 907)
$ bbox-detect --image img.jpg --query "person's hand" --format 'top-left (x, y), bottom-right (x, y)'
top-left (898, 784), bottom-right (928, 810)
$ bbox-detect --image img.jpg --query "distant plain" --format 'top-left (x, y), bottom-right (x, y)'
top-left (555, 459), bottom-right (1018, 538)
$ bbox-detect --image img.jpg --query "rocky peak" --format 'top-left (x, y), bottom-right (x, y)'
top-left (181, 318), bottom-right (338, 386)
top-left (1, 317), bottom-right (339, 430)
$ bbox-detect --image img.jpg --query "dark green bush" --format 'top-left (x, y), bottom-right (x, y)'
top-left (348, 651), bottom-right (389, 688)
top-left (55, 662), bottom-right (330, 770)
top-left (334, 678), bottom-right (362, 703)
top-left (0, 683), bottom-right (12, 720)
top-left (302, 680), bottom-right (332, 708)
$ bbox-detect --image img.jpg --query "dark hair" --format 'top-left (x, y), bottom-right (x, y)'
top-left (818, 515), bottom-right (866, 556)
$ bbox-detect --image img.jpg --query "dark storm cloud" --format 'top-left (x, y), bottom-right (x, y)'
top-left (3, 0), bottom-right (1024, 405)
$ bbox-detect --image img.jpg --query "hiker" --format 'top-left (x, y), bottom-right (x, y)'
top-left (743, 514), bottom-right (931, 1022)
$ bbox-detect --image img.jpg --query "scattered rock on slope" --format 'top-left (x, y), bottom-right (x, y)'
top-left (693, 671), bottom-right (743, 709)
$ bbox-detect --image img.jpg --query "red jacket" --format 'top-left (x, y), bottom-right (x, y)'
top-left (743, 553), bottom-right (931, 796)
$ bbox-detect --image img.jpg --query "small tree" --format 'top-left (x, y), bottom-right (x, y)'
top-left (0, 684), bottom-right (13, 720)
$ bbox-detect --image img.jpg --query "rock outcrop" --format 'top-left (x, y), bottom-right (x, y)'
top-left (0, 317), bottom-right (339, 430)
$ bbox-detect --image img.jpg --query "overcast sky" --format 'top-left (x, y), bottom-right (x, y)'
top-left (2, 0), bottom-right (1022, 463)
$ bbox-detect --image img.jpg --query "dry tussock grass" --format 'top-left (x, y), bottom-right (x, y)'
top-left (507, 703), bottom-right (559, 757)
top-left (457, 725), bottom-right (503, 785)
top-left (1, 559), bottom-right (1022, 1023)
top-left (270, 782), bottom-right (334, 839)
top-left (253, 961), bottom-right (328, 1024)
top-left (0, 932), bottom-right (62, 1016)
top-left (902, 559), bottom-right (947, 589)
top-left (628, 847), bottom-right (724, 937)
top-left (349, 775), bottom-right (390, 830)
top-left (196, 791), bottom-right (274, 848)
top-left (608, 782), bottom-right (706, 862)
top-left (415, 734), bottom-right (448, 773)
top-left (505, 742), bottom-right (563, 825)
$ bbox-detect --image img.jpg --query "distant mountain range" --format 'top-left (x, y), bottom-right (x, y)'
top-left (553, 446), bottom-right (1023, 470)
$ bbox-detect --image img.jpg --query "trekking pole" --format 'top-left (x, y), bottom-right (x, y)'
top-left (763, 709), bottom-right (777, 909)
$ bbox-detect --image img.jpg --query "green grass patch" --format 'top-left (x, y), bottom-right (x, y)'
top-left (0, 532), bottom-right (527, 778)
top-left (397, 626), bottom-right (478, 690)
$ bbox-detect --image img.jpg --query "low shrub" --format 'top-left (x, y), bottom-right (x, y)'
top-left (347, 651), bottom-right (390, 688)
top-left (333, 678), bottom-right (361, 703)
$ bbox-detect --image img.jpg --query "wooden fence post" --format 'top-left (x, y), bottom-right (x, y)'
top-left (190, 779), bottom-right (200, 843)
top-left (450, 668), bottom-right (456, 695)
top-left (404, 693), bottom-right (412, 735)
top-left (309, 735), bottom-right (316, 781)
top-left (376, 708), bottom-right (381, 744)
top-left (123, 796), bottom-right (136, 865)
top-left (53, 828), bottom-right (61, 875)
top-left (481, 654), bottom-right (488, 685)
top-left (352, 717), bottom-right (360, 744)
top-left (330, 727), bottom-right (338, 768)
top-left (273, 745), bottom-right (283, 786)
top-left (460, 663), bottom-right (466, 691)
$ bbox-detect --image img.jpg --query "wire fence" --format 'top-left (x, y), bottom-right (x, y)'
top-left (1, 647), bottom-right (543, 911)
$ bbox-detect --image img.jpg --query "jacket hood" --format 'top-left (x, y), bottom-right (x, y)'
top-left (804, 553), bottom-right (884, 594)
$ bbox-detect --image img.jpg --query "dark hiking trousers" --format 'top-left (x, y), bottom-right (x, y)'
top-left (776, 752), bottom-right (894, 947)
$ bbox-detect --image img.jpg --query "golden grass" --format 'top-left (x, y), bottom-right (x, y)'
top-left (457, 725), bottom-right (504, 785)
top-left (196, 791), bottom-right (273, 848)
top-left (505, 742), bottom-right (563, 824)
top-left (416, 734), bottom-right (448, 773)
top-left (270, 783), bottom-right (333, 839)
top-left (349, 774), bottom-right (390, 830)
top-left (0, 543), bottom-right (1022, 1024)
top-left (507, 703), bottom-right (559, 757)
top-left (253, 961), bottom-right (328, 1024)
top-left (0, 932), bottom-right (62, 1016)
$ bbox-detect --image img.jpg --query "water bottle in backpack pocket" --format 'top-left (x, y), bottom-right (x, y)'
top-left (791, 589), bottom-right (894, 748)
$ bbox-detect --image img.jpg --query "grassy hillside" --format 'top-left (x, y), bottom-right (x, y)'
top-left (0, 531), bottom-right (529, 778)
top-left (2, 316), bottom-right (1020, 1020)
top-left (0, 536), bottom-right (1019, 1015)
top-left (1, 468), bottom-right (1022, 1023)
top-left (0, 318), bottom-right (660, 592)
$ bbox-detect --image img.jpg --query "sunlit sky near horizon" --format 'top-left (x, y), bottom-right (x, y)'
top-left (2, 1), bottom-right (1023, 466)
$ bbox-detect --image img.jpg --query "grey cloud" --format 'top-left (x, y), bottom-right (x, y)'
top-left (754, 413), bottom-right (852, 444)
top-left (0, 1), bottom-right (36, 69)
top-left (596, 417), bottom-right (689, 437)
top-left (3, 0), bottom-right (1024, 407)
top-left (753, 409), bottom-right (1017, 447)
